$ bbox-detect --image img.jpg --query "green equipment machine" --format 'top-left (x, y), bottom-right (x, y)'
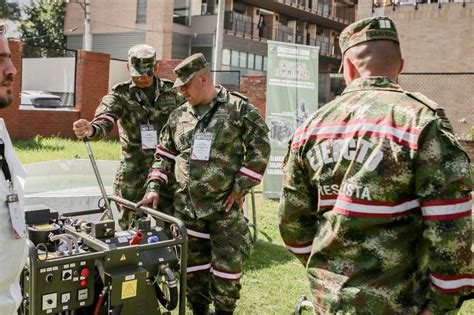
top-left (19, 142), bottom-right (188, 314)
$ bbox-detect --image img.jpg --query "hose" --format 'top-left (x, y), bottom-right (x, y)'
top-left (153, 265), bottom-right (178, 311)
top-left (93, 286), bottom-right (108, 315)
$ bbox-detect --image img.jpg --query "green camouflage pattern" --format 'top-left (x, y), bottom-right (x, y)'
top-left (175, 206), bottom-right (253, 312)
top-left (128, 44), bottom-right (157, 77)
top-left (146, 86), bottom-right (271, 218)
top-left (89, 76), bottom-right (184, 229)
top-left (279, 76), bottom-right (473, 314)
top-left (146, 85), bottom-right (270, 310)
top-left (173, 53), bottom-right (209, 87)
top-left (339, 16), bottom-right (399, 55)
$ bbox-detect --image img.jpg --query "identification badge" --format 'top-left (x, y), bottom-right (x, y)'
top-left (140, 125), bottom-right (157, 149)
top-left (7, 191), bottom-right (25, 239)
top-left (191, 132), bottom-right (213, 161)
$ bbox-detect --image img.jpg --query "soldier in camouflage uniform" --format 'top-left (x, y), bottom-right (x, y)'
top-left (73, 44), bottom-right (183, 230)
top-left (139, 53), bottom-right (271, 314)
top-left (279, 17), bottom-right (473, 314)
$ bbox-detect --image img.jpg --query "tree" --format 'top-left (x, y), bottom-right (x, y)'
top-left (0, 0), bottom-right (21, 21)
top-left (18, 0), bottom-right (66, 57)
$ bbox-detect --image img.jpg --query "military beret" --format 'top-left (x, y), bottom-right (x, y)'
top-left (128, 44), bottom-right (157, 77)
top-left (173, 53), bottom-right (209, 88)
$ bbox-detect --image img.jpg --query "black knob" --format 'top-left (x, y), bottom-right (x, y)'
top-left (46, 274), bottom-right (54, 282)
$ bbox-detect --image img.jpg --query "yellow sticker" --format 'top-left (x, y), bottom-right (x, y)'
top-left (121, 279), bottom-right (137, 299)
top-left (120, 254), bottom-right (126, 261)
top-left (33, 224), bottom-right (55, 230)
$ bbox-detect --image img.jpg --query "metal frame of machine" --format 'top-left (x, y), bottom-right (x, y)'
top-left (20, 193), bottom-right (188, 315)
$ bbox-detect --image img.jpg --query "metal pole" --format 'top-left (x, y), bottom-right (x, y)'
top-left (213, 0), bottom-right (225, 85)
top-left (83, 140), bottom-right (114, 221)
top-left (83, 0), bottom-right (92, 51)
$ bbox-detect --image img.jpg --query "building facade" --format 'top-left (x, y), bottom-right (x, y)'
top-left (357, 0), bottom-right (474, 73)
top-left (64, 0), bottom-right (356, 72)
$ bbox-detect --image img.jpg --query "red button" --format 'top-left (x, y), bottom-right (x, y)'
top-left (80, 280), bottom-right (87, 287)
top-left (80, 268), bottom-right (90, 278)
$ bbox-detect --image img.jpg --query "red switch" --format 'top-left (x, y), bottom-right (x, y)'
top-left (80, 268), bottom-right (90, 278)
top-left (80, 280), bottom-right (87, 287)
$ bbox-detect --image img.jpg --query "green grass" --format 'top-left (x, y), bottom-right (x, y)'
top-left (13, 136), bottom-right (120, 163)
top-left (13, 137), bottom-right (473, 314)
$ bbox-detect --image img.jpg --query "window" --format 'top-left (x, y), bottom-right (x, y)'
top-left (136, 0), bottom-right (147, 23)
top-left (255, 55), bottom-right (263, 70)
top-left (263, 56), bottom-right (267, 71)
top-left (231, 50), bottom-right (239, 67)
top-left (174, 0), bottom-right (190, 26)
top-left (239, 52), bottom-right (247, 68)
top-left (248, 53), bottom-right (255, 69)
top-left (222, 49), bottom-right (230, 66)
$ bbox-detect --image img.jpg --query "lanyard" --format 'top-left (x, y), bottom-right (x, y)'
top-left (0, 139), bottom-right (12, 183)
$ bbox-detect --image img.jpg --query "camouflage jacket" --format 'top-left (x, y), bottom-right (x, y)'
top-left (145, 86), bottom-right (271, 218)
top-left (279, 77), bottom-right (473, 314)
top-left (89, 76), bottom-right (183, 200)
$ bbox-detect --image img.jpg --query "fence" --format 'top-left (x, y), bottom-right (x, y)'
top-left (21, 43), bottom-right (77, 108)
top-left (399, 73), bottom-right (473, 140)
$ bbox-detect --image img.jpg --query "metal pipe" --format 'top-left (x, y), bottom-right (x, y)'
top-left (83, 140), bottom-right (114, 221)
top-left (50, 234), bottom-right (73, 256)
top-left (64, 225), bottom-right (110, 252)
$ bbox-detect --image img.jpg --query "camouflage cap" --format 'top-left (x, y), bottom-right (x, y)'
top-left (173, 53), bottom-right (209, 88)
top-left (128, 44), bottom-right (157, 77)
top-left (338, 16), bottom-right (399, 72)
top-left (339, 16), bottom-right (399, 55)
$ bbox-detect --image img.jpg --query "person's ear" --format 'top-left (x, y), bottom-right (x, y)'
top-left (126, 63), bottom-right (130, 71)
top-left (397, 58), bottom-right (404, 75)
top-left (346, 57), bottom-right (361, 81)
top-left (154, 64), bottom-right (160, 74)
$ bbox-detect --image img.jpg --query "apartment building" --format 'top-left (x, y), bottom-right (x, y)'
top-left (64, 0), bottom-right (356, 73)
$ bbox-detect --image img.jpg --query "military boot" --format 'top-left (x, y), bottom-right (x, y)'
top-left (191, 303), bottom-right (210, 315)
top-left (215, 310), bottom-right (233, 315)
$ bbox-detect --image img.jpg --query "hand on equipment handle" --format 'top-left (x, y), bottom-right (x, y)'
top-left (73, 119), bottom-right (93, 140)
top-left (137, 191), bottom-right (160, 209)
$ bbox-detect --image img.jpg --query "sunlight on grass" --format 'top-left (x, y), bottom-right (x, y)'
top-left (13, 136), bottom-right (120, 164)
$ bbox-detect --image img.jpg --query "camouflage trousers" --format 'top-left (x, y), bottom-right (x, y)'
top-left (175, 204), bottom-right (253, 312)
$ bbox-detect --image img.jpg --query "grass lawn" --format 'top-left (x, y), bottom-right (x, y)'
top-left (13, 137), bottom-right (473, 314)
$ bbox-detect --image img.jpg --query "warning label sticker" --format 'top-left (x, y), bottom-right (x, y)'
top-left (121, 279), bottom-right (137, 299)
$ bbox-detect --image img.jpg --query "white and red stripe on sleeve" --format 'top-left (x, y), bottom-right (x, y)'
top-left (430, 273), bottom-right (474, 293)
top-left (148, 170), bottom-right (168, 183)
top-left (93, 114), bottom-right (116, 125)
top-left (239, 166), bottom-right (263, 182)
top-left (283, 241), bottom-right (313, 256)
top-left (156, 145), bottom-right (177, 160)
top-left (420, 196), bottom-right (472, 220)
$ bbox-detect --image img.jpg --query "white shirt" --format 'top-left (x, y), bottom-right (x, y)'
top-left (0, 119), bottom-right (28, 315)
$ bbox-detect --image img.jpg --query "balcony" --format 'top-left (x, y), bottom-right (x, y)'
top-left (238, 0), bottom-right (355, 30)
top-left (223, 12), bottom-right (341, 60)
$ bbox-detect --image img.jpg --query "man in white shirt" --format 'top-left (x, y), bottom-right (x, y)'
top-left (0, 23), bottom-right (28, 314)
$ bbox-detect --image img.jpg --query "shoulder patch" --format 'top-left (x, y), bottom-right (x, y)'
top-left (229, 91), bottom-right (249, 102)
top-left (405, 92), bottom-right (440, 112)
top-left (406, 92), bottom-right (454, 132)
top-left (111, 79), bottom-right (132, 92)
